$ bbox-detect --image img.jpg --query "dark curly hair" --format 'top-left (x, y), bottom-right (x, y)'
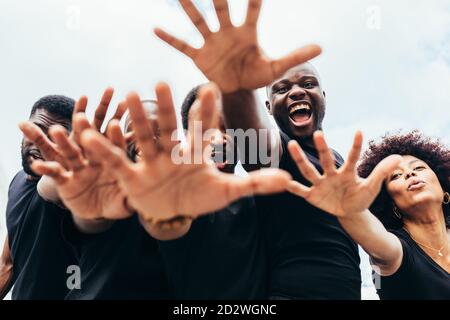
top-left (358, 130), bottom-right (450, 231)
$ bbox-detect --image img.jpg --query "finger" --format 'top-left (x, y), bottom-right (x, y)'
top-left (213, 0), bottom-right (232, 28)
top-left (74, 96), bottom-right (88, 114)
top-left (81, 129), bottom-right (135, 182)
top-left (313, 131), bottom-right (337, 175)
top-left (155, 83), bottom-right (178, 153)
top-left (19, 121), bottom-right (58, 161)
top-left (111, 101), bottom-right (127, 122)
top-left (222, 168), bottom-right (292, 201)
top-left (49, 125), bottom-right (85, 172)
top-left (107, 119), bottom-right (126, 150)
top-left (31, 160), bottom-right (69, 185)
top-left (244, 0), bottom-right (262, 26)
top-left (287, 140), bottom-right (321, 184)
top-left (364, 155), bottom-right (403, 196)
top-left (93, 87), bottom-right (114, 131)
top-left (286, 180), bottom-right (311, 199)
top-left (191, 85), bottom-right (220, 161)
top-left (72, 113), bottom-right (93, 146)
top-left (270, 45), bottom-right (322, 79)
top-left (154, 28), bottom-right (198, 58)
top-left (342, 131), bottom-right (363, 173)
top-left (179, 0), bottom-right (212, 38)
top-left (127, 92), bottom-right (158, 162)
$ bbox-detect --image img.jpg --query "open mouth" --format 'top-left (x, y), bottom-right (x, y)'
top-left (288, 102), bottom-right (313, 126)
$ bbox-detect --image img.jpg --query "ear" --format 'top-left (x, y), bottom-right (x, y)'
top-left (265, 101), bottom-right (271, 113)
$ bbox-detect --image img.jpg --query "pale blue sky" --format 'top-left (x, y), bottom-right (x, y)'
top-left (0, 0), bottom-right (449, 299)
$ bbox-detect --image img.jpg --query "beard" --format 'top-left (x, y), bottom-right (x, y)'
top-left (20, 145), bottom-right (41, 178)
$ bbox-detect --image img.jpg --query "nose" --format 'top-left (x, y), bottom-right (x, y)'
top-left (405, 170), bottom-right (417, 180)
top-left (288, 85), bottom-right (306, 101)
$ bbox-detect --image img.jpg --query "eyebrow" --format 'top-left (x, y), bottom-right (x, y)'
top-left (272, 75), bottom-right (318, 87)
top-left (409, 160), bottom-right (422, 165)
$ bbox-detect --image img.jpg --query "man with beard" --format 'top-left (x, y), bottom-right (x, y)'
top-left (0, 95), bottom-right (77, 299)
top-left (154, 0), bottom-right (361, 299)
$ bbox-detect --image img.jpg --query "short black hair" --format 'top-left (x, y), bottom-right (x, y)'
top-left (358, 130), bottom-right (450, 230)
top-left (181, 85), bottom-right (204, 130)
top-left (30, 95), bottom-right (75, 122)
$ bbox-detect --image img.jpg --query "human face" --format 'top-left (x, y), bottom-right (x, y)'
top-left (267, 64), bottom-right (326, 139)
top-left (386, 155), bottom-right (445, 217)
top-left (188, 102), bottom-right (237, 173)
top-left (21, 109), bottom-right (70, 177)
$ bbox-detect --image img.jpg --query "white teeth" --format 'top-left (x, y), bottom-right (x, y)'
top-left (289, 104), bottom-right (311, 114)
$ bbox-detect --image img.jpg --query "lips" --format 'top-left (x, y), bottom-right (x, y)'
top-left (288, 102), bottom-right (313, 125)
top-left (407, 179), bottom-right (425, 191)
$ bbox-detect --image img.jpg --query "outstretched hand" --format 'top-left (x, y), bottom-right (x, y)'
top-left (154, 0), bottom-right (321, 93)
top-left (287, 131), bottom-right (402, 217)
top-left (80, 82), bottom-right (292, 223)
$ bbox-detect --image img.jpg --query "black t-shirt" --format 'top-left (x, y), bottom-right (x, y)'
top-left (256, 132), bottom-right (361, 299)
top-left (158, 196), bottom-right (267, 299)
top-left (377, 228), bottom-right (450, 300)
top-left (6, 170), bottom-right (78, 300)
top-left (63, 215), bottom-right (171, 300)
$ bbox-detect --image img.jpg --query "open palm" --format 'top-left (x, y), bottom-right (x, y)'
top-left (287, 131), bottom-right (402, 217)
top-left (81, 83), bottom-right (292, 223)
top-left (154, 0), bottom-right (321, 93)
top-left (21, 88), bottom-right (131, 220)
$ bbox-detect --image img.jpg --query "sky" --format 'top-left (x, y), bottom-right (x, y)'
top-left (0, 0), bottom-right (449, 299)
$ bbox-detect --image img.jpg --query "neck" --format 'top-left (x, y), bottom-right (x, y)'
top-left (403, 205), bottom-right (448, 251)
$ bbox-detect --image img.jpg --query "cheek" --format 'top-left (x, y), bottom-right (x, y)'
top-left (386, 182), bottom-right (406, 201)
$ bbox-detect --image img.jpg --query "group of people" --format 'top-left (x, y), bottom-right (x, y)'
top-left (0, 0), bottom-right (448, 300)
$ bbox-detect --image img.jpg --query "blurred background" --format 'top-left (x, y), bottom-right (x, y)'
top-left (0, 0), bottom-right (449, 300)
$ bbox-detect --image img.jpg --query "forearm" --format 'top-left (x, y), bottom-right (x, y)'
top-left (139, 215), bottom-right (192, 241)
top-left (37, 175), bottom-right (61, 203)
top-left (222, 90), bottom-right (280, 170)
top-left (0, 238), bottom-right (13, 299)
top-left (338, 210), bottom-right (402, 272)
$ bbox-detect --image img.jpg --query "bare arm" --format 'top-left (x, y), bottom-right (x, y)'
top-left (0, 237), bottom-right (13, 300)
top-left (155, 0), bottom-right (320, 170)
top-left (222, 90), bottom-right (281, 171)
top-left (286, 131), bottom-right (404, 276)
top-left (338, 210), bottom-right (403, 275)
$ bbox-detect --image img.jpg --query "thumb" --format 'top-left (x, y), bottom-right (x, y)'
top-left (364, 155), bottom-right (402, 195)
top-left (271, 44), bottom-right (322, 79)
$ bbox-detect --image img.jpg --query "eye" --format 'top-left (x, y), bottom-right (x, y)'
top-left (390, 172), bottom-right (402, 181)
top-left (274, 86), bottom-right (288, 94)
top-left (303, 82), bottom-right (315, 89)
top-left (414, 165), bottom-right (426, 171)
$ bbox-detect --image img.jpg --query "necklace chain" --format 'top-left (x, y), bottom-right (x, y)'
top-left (403, 228), bottom-right (447, 257)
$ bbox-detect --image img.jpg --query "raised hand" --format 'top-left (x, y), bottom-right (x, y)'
top-left (19, 87), bottom-right (126, 166)
top-left (287, 131), bottom-right (402, 217)
top-left (80, 82), bottom-right (292, 223)
top-left (19, 88), bottom-right (130, 221)
top-left (154, 0), bottom-right (321, 93)
top-left (30, 117), bottom-right (131, 221)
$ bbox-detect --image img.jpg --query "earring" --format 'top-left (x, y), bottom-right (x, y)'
top-left (444, 192), bottom-right (450, 205)
top-left (393, 206), bottom-right (402, 219)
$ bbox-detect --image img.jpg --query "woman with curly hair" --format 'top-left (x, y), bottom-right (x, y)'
top-left (285, 130), bottom-right (449, 299)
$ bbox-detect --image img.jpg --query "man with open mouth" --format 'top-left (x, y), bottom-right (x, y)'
top-left (155, 0), bottom-right (361, 299)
